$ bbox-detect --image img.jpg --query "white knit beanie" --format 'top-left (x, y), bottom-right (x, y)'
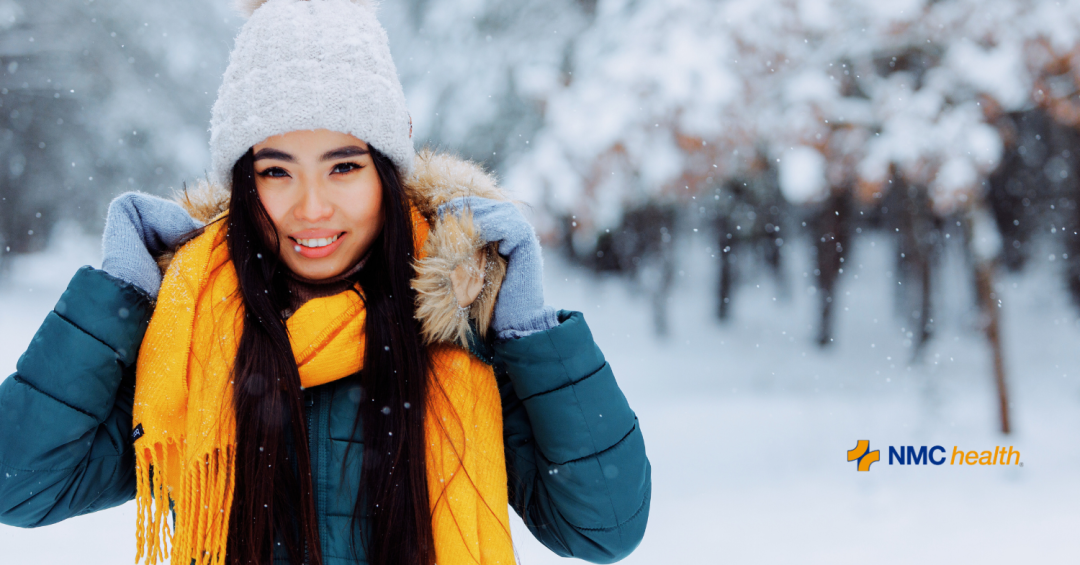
top-left (209, 0), bottom-right (414, 187)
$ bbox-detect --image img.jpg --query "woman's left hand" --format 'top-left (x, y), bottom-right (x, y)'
top-left (438, 197), bottom-right (559, 339)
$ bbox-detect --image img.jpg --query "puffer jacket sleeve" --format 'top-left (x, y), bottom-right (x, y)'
top-left (0, 266), bottom-right (150, 527)
top-left (492, 310), bottom-right (651, 563)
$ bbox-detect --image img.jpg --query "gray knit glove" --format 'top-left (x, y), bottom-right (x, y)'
top-left (101, 192), bottom-right (201, 298)
top-left (439, 197), bottom-right (560, 340)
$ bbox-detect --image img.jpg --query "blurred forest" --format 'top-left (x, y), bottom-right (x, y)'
top-left (0, 0), bottom-right (233, 255)
top-left (2, 0), bottom-right (1080, 431)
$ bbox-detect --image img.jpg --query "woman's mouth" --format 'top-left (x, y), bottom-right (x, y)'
top-left (289, 232), bottom-right (346, 259)
top-left (295, 234), bottom-right (340, 248)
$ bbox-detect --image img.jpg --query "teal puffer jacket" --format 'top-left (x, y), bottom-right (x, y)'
top-left (0, 267), bottom-right (651, 564)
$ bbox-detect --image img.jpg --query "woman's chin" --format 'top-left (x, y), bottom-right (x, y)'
top-left (284, 257), bottom-right (353, 281)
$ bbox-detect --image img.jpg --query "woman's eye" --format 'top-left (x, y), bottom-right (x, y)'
top-left (257, 167), bottom-right (289, 178)
top-left (332, 162), bottom-right (361, 175)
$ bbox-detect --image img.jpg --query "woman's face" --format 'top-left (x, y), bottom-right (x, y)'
top-left (252, 129), bottom-right (384, 281)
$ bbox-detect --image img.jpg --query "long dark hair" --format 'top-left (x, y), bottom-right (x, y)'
top-left (225, 145), bottom-right (434, 565)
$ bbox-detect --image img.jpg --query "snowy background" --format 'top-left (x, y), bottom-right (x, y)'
top-left (1, 225), bottom-right (1078, 563)
top-left (3, 0), bottom-right (1080, 563)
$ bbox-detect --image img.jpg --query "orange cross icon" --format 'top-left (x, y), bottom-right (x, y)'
top-left (848, 440), bottom-right (880, 471)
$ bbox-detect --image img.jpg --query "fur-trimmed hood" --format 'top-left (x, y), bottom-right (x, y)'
top-left (165, 149), bottom-right (508, 347)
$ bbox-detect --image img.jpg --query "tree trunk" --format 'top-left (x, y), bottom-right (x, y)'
top-left (716, 216), bottom-right (735, 321)
top-left (974, 261), bottom-right (1011, 435)
top-left (967, 207), bottom-right (1011, 435)
top-left (815, 188), bottom-right (853, 347)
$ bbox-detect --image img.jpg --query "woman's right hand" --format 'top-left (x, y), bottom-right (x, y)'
top-left (437, 196), bottom-right (559, 339)
top-left (101, 192), bottom-right (201, 298)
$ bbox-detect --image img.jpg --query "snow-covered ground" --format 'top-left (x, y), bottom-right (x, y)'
top-left (1, 227), bottom-right (1078, 564)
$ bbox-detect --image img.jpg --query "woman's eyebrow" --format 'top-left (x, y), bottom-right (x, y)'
top-left (253, 148), bottom-right (295, 162)
top-left (321, 146), bottom-right (370, 161)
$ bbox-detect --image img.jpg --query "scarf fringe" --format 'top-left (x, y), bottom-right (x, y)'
top-left (136, 441), bottom-right (236, 565)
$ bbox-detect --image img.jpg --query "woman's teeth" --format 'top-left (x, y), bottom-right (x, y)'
top-left (294, 234), bottom-right (340, 248)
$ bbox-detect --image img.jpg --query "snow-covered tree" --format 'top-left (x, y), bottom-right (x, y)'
top-left (502, 0), bottom-right (1080, 432)
top-left (0, 0), bottom-right (233, 260)
top-left (380, 0), bottom-right (589, 172)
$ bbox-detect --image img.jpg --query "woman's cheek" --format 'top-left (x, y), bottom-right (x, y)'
top-left (254, 184), bottom-right (285, 223)
top-left (256, 188), bottom-right (297, 238)
top-left (358, 176), bottom-right (384, 233)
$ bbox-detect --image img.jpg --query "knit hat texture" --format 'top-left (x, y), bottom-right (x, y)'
top-left (209, 0), bottom-right (414, 186)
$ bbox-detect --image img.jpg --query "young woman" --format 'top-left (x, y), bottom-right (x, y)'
top-left (0, 1), bottom-right (651, 565)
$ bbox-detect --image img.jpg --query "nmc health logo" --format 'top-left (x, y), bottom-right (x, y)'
top-left (847, 440), bottom-right (880, 471)
top-left (847, 440), bottom-right (1022, 471)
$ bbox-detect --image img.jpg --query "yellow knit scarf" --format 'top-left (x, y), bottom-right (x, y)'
top-left (132, 217), bottom-right (514, 565)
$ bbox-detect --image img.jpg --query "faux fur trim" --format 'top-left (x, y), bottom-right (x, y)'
top-left (178, 180), bottom-right (230, 224)
top-left (408, 150), bottom-right (509, 346)
top-left (412, 212), bottom-right (506, 346)
top-left (162, 149), bottom-right (509, 348)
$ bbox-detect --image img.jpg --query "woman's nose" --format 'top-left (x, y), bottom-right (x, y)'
top-left (294, 182), bottom-right (334, 223)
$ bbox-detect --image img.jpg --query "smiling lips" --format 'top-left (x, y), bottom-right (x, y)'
top-left (296, 234), bottom-right (340, 248)
top-left (290, 230), bottom-right (346, 259)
